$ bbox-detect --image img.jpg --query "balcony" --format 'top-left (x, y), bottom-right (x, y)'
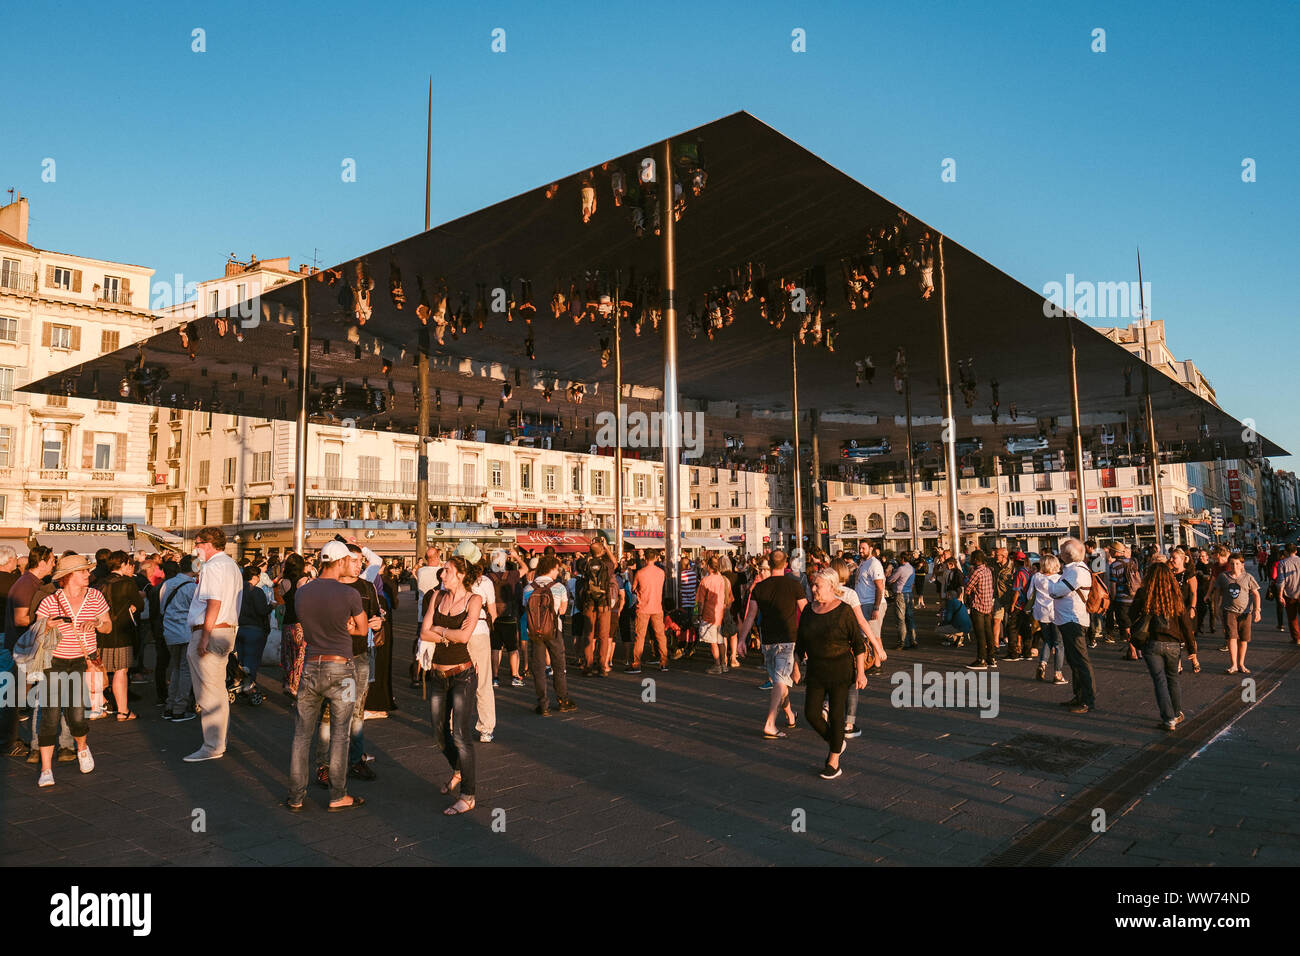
top-left (39, 469), bottom-right (68, 481)
top-left (91, 471), bottom-right (116, 482)
top-left (308, 476), bottom-right (487, 500)
top-left (0, 271), bottom-right (37, 295)
top-left (96, 288), bottom-right (133, 306)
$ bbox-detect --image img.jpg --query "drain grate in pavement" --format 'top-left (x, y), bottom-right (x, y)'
top-left (965, 733), bottom-right (1111, 777)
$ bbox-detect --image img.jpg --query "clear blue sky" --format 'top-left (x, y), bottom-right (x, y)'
top-left (5, 0), bottom-right (1297, 465)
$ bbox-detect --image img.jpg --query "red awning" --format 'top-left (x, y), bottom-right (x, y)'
top-left (515, 530), bottom-right (591, 552)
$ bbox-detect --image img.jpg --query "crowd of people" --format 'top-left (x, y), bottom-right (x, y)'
top-left (2, 527), bottom-right (1296, 802)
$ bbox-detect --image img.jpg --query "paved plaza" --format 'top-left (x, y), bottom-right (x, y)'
top-left (3, 596), bottom-right (1297, 867)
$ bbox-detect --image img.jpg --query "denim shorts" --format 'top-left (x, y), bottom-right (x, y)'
top-left (762, 642), bottom-right (796, 687)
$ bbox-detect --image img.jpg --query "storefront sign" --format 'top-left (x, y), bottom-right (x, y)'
top-left (44, 522), bottom-right (131, 534)
top-left (1086, 498), bottom-right (1099, 515)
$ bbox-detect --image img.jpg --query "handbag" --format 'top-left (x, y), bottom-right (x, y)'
top-left (1129, 612), bottom-right (1152, 650)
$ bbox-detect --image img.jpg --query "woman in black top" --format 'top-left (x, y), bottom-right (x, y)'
top-left (277, 553), bottom-right (309, 698)
top-left (795, 567), bottom-right (868, 779)
top-left (418, 555), bottom-right (482, 815)
top-left (1132, 563), bottom-right (1196, 731)
top-left (236, 565), bottom-right (271, 703)
top-left (100, 551), bottom-right (141, 720)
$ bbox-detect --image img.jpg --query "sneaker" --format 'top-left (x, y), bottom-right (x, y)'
top-left (706, 664), bottom-right (724, 675)
top-left (57, 747), bottom-right (78, 763)
top-left (171, 710), bottom-right (196, 723)
top-left (557, 699), bottom-right (578, 713)
top-left (659, 664), bottom-right (668, 672)
top-left (545, 666), bottom-right (554, 677)
top-left (986, 660), bottom-right (999, 671)
top-left (968, 660), bottom-right (987, 670)
top-left (844, 726), bottom-right (863, 739)
top-left (77, 748), bottom-right (94, 774)
top-left (535, 705), bottom-right (551, 716)
top-left (1069, 703), bottom-right (1091, 714)
top-left (1087, 640), bottom-right (1098, 649)
top-left (26, 748), bottom-right (40, 764)
top-left (161, 712), bottom-right (175, 722)
top-left (819, 763), bottom-right (843, 780)
top-left (1054, 673), bottom-right (1068, 685)
top-left (1103, 636), bottom-right (1116, 644)
top-left (1035, 667), bottom-right (1048, 682)
top-left (623, 665), bottom-right (642, 674)
top-left (183, 749), bottom-right (223, 762)
top-left (6, 741), bottom-right (30, 759)
top-left (479, 732), bottom-right (494, 743)
top-left (38, 769), bottom-right (54, 788)
top-left (511, 676), bottom-right (525, 687)
top-left (758, 679), bottom-right (773, 690)
top-left (1218, 645), bottom-right (1229, 653)
top-left (492, 678), bottom-right (500, 688)
top-left (1029, 648), bottom-right (1039, 658)
top-left (671, 649), bottom-right (684, 660)
top-left (349, 761), bottom-right (377, 781)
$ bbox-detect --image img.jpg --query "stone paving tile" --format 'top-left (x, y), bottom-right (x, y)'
top-left (5, 607), bottom-right (1298, 865)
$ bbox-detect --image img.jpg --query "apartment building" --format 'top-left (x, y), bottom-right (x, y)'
top-left (0, 195), bottom-right (156, 537)
top-left (686, 464), bottom-right (794, 554)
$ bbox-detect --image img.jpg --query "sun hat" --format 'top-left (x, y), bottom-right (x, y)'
top-left (52, 555), bottom-right (95, 581)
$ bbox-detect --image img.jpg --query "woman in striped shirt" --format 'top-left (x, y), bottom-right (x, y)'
top-left (33, 555), bottom-right (111, 787)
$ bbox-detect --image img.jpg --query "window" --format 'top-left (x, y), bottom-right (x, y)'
top-left (1005, 500), bottom-right (1024, 518)
top-left (979, 506), bottom-right (995, 525)
top-left (691, 518), bottom-right (702, 531)
top-left (867, 513), bottom-right (883, 531)
top-left (490, 460), bottom-right (504, 489)
top-left (222, 457), bottom-right (236, 485)
top-left (690, 469), bottom-right (699, 485)
top-left (196, 502), bottom-right (207, 525)
top-left (1136, 467), bottom-right (1151, 485)
top-left (710, 517), bottom-right (722, 529)
top-left (730, 491), bottom-right (739, 507)
top-left (894, 513), bottom-right (910, 531)
top-left (101, 330), bottom-right (120, 353)
top-left (0, 367), bottom-right (16, 401)
top-left (921, 510), bottom-right (937, 530)
top-left (519, 461), bottom-right (532, 491)
top-left (358, 456), bottom-right (381, 486)
top-left (658, 475), bottom-right (664, 499)
top-left (571, 466), bottom-right (582, 493)
top-left (730, 469), bottom-right (738, 483)
top-left (0, 495), bottom-right (6, 520)
top-left (1034, 473), bottom-right (1052, 491)
top-left (169, 505), bottom-right (178, 526)
top-left (323, 452), bottom-right (340, 481)
top-left (51, 267), bottom-right (74, 290)
top-left (730, 516), bottom-right (742, 528)
top-left (46, 394), bottom-right (67, 408)
top-left (978, 476), bottom-right (991, 489)
top-left (251, 450), bottom-right (272, 483)
top-left (710, 492), bottom-right (719, 508)
top-left (49, 324), bottom-right (73, 349)
top-left (544, 466), bottom-right (558, 492)
top-left (96, 400), bottom-right (117, 412)
top-left (222, 499), bottom-right (234, 524)
top-left (921, 479), bottom-right (933, 491)
top-left (691, 494), bottom-right (700, 510)
top-left (1037, 499), bottom-right (1057, 516)
top-left (198, 460), bottom-right (210, 486)
top-left (594, 471), bottom-right (607, 495)
top-left (0, 317), bottom-right (16, 341)
top-left (894, 482), bottom-right (906, 494)
top-left (0, 426), bottom-right (10, 466)
top-left (635, 474), bottom-right (646, 498)
top-left (94, 435), bottom-right (113, 470)
top-left (249, 498), bottom-right (271, 521)
top-left (400, 458), bottom-right (414, 485)
top-left (201, 412), bottom-right (213, 431)
top-left (40, 496), bottom-right (62, 521)
top-left (462, 461), bottom-right (476, 489)
top-left (1105, 496), bottom-right (1123, 514)
top-left (209, 290), bottom-right (220, 313)
top-left (90, 497), bottom-right (111, 520)
top-left (100, 276), bottom-right (123, 303)
top-left (1139, 494), bottom-right (1154, 511)
top-left (42, 430), bottom-right (63, 469)
top-left (1007, 473), bottom-right (1021, 492)
top-left (710, 469), bottom-right (718, 484)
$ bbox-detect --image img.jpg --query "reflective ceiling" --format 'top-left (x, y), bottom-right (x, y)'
top-left (24, 111), bottom-right (1285, 481)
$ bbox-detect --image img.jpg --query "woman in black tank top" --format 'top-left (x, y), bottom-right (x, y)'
top-left (277, 554), bottom-right (309, 698)
top-left (418, 556), bottom-right (482, 815)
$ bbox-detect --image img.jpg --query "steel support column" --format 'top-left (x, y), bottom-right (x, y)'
top-left (660, 139), bottom-right (682, 606)
top-left (937, 236), bottom-right (961, 557)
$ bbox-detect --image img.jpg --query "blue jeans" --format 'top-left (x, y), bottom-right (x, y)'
top-left (0, 647), bottom-right (17, 747)
top-left (1037, 621), bottom-right (1065, 674)
top-left (429, 667), bottom-right (477, 797)
top-left (288, 659), bottom-right (356, 804)
top-left (314, 652), bottom-right (369, 767)
top-left (1143, 640), bottom-right (1182, 723)
top-left (235, 626), bottom-right (268, 683)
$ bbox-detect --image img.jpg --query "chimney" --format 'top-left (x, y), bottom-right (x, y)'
top-left (0, 193), bottom-right (29, 244)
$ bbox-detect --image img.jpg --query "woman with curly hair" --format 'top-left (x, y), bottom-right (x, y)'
top-left (1132, 562), bottom-right (1196, 731)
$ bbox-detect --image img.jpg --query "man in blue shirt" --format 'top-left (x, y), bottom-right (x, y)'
top-left (887, 553), bottom-right (917, 648)
top-left (853, 542), bottom-right (887, 669)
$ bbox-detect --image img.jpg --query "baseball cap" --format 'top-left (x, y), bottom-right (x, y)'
top-left (320, 540), bottom-right (351, 563)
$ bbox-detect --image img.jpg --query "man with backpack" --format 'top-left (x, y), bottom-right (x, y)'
top-left (525, 556), bottom-right (578, 716)
top-left (1107, 541), bottom-right (1143, 660)
top-left (580, 538), bottom-right (617, 677)
top-left (1049, 538), bottom-right (1108, 714)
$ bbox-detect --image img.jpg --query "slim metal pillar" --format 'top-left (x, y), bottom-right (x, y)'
top-left (614, 272), bottom-right (624, 561)
top-left (937, 236), bottom-right (962, 557)
top-left (292, 280), bottom-right (310, 554)
top-left (904, 374), bottom-right (918, 552)
top-left (415, 80), bottom-right (432, 562)
top-left (660, 139), bottom-right (682, 606)
top-left (1067, 318), bottom-right (1089, 541)
top-left (810, 407), bottom-right (823, 552)
top-left (791, 335), bottom-right (804, 562)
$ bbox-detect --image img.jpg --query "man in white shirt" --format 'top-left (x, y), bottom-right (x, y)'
top-left (450, 540), bottom-right (498, 743)
top-left (415, 547), bottom-right (443, 622)
top-left (1048, 537), bottom-right (1096, 714)
top-left (853, 542), bottom-right (887, 668)
top-left (184, 527), bottom-right (244, 761)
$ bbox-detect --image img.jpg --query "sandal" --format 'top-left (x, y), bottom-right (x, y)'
top-left (440, 772), bottom-right (461, 795)
top-left (327, 796), bottom-right (366, 812)
top-left (444, 796), bottom-right (475, 816)
top-left (762, 730), bottom-right (788, 740)
top-left (116, 711), bottom-right (138, 722)
top-left (785, 712), bottom-right (798, 729)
